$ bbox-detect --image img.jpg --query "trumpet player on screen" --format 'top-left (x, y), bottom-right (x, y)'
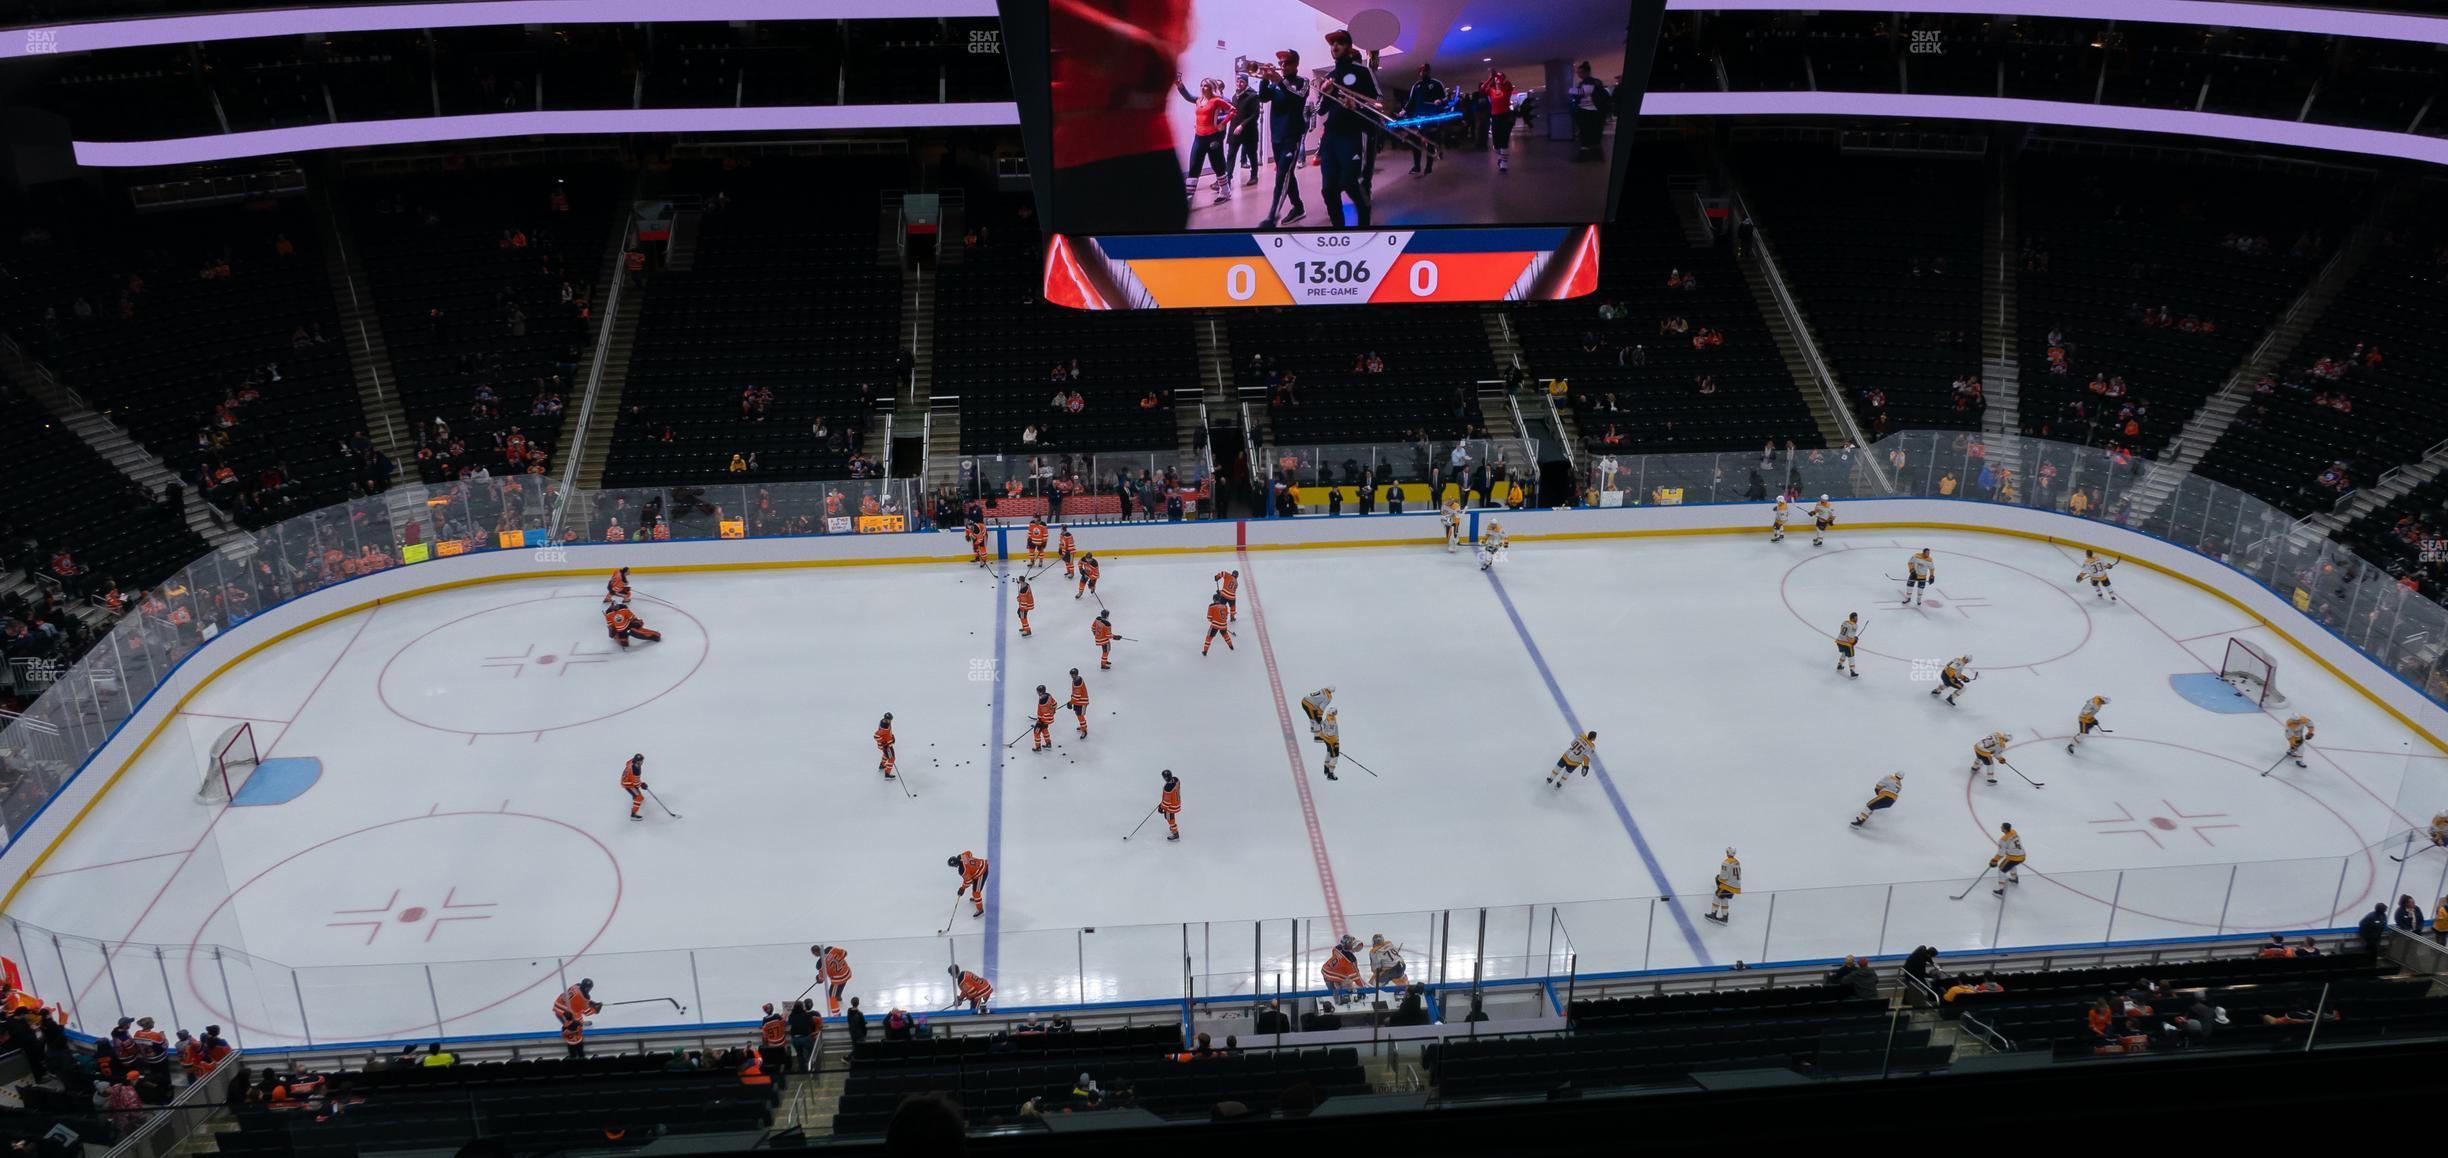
top-left (1317, 28), bottom-right (1383, 228)
top-left (1249, 50), bottom-right (1310, 228)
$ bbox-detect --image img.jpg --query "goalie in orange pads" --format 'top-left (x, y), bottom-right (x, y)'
top-left (605, 602), bottom-right (662, 647)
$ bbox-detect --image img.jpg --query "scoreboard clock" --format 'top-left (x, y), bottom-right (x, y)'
top-left (1043, 225), bottom-right (1600, 311)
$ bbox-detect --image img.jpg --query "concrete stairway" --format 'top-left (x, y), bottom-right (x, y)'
top-left (1481, 308), bottom-right (1522, 379)
top-left (2313, 432), bottom-right (2448, 537)
top-left (2120, 179), bottom-right (2410, 526)
top-left (308, 176), bottom-right (410, 464)
top-left (886, 262), bottom-right (935, 480)
top-left (925, 403), bottom-right (963, 492)
top-left (0, 349), bottom-right (250, 567)
top-left (570, 213), bottom-right (645, 492)
top-left (1197, 312), bottom-right (1233, 408)
top-left (1735, 248), bottom-right (1848, 450)
top-left (1979, 146), bottom-right (2021, 441)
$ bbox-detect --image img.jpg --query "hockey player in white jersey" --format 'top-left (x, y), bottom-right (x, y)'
top-left (1969, 730), bottom-right (2011, 786)
top-left (1441, 500), bottom-right (1463, 553)
top-left (1300, 686), bottom-right (1333, 735)
top-left (1317, 710), bottom-right (1343, 781)
top-left (2067, 695), bottom-right (2110, 753)
top-left (1704, 848), bottom-right (1741, 924)
top-left (2075, 550), bottom-right (2119, 601)
top-left (1367, 934), bottom-right (1408, 992)
top-left (1929, 655), bottom-right (1974, 706)
top-left (1988, 822), bottom-right (2028, 896)
top-left (1769, 498), bottom-right (1791, 543)
top-left (1809, 496), bottom-right (1835, 547)
top-left (1902, 549), bottom-right (1934, 605)
top-left (1834, 612), bottom-right (1863, 678)
top-left (1851, 772), bottom-right (1903, 827)
top-left (1479, 521), bottom-right (1509, 571)
top-left (1546, 731), bottom-right (1596, 789)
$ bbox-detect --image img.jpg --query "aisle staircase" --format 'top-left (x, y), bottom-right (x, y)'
top-left (1735, 249), bottom-right (1847, 450)
top-left (308, 176), bottom-right (410, 464)
top-left (570, 211), bottom-right (645, 492)
top-left (1977, 147), bottom-right (2023, 485)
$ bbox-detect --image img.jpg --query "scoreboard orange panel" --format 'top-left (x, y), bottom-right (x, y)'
top-left (1043, 226), bottom-right (1600, 310)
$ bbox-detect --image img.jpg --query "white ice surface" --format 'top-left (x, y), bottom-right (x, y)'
top-left (8, 529), bottom-right (2442, 1046)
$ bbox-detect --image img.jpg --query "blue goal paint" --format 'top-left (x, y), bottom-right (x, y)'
top-left (232, 757), bottom-right (321, 805)
top-left (2171, 673), bottom-right (2261, 714)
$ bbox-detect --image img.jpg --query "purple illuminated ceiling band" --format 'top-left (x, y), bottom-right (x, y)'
top-left (69, 103), bottom-right (1024, 166)
top-left (1667, 0), bottom-right (2448, 44)
top-left (7, 0), bottom-right (1000, 57)
top-left (1637, 90), bottom-right (2448, 167)
top-left (73, 92), bottom-right (2448, 170)
top-left (9, 0), bottom-right (2447, 58)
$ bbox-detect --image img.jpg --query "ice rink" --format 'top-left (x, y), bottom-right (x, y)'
top-left (8, 522), bottom-right (2445, 1046)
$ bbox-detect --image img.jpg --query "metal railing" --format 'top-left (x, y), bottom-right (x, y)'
top-left (549, 209), bottom-right (636, 538)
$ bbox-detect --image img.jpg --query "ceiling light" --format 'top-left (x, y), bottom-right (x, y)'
top-left (1459, 25), bottom-right (1473, 31)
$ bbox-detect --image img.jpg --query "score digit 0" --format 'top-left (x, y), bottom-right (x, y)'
top-left (1226, 263), bottom-right (1258, 302)
top-left (1407, 260), bottom-right (1439, 297)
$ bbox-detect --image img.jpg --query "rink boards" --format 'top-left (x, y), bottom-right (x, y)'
top-left (0, 501), bottom-right (2438, 1042)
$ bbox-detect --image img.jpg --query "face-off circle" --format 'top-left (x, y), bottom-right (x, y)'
top-left (1781, 547), bottom-right (2092, 670)
top-left (377, 594), bottom-right (708, 736)
top-left (184, 810), bottom-right (621, 1044)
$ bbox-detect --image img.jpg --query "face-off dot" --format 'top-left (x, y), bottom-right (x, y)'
top-left (398, 906), bottom-right (427, 922)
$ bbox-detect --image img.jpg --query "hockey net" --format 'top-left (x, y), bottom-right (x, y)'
top-left (197, 722), bottom-right (261, 804)
top-left (2221, 638), bottom-right (2286, 707)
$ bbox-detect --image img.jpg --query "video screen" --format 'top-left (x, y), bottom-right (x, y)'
top-left (1045, 1), bottom-right (1637, 237)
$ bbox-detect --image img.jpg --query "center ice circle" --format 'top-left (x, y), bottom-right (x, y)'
top-left (378, 594), bottom-right (707, 736)
top-left (1780, 547), bottom-right (2092, 670)
top-left (183, 810), bottom-right (621, 1044)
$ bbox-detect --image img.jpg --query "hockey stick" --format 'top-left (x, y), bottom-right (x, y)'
top-left (1998, 759), bottom-right (2044, 789)
top-left (935, 892), bottom-right (967, 935)
top-left (795, 977), bottom-right (823, 1002)
top-left (1949, 865), bottom-right (1994, 901)
top-left (1110, 635), bottom-right (1140, 642)
top-left (646, 787), bottom-right (681, 818)
top-left (1122, 803), bottom-right (1161, 841)
top-left (1005, 726), bottom-right (1040, 749)
top-left (600, 997), bottom-right (689, 1013)
top-left (2260, 752), bottom-right (2291, 777)
top-left (894, 761), bottom-right (917, 799)
top-left (1340, 752), bottom-right (1380, 778)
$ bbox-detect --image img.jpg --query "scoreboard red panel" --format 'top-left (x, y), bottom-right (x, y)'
top-left (1043, 226), bottom-right (1600, 310)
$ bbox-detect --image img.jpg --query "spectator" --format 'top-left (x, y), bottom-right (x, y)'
top-left (1941, 974), bottom-right (2002, 1004)
top-left (420, 1042), bottom-right (455, 1068)
top-left (1388, 986), bottom-right (1429, 1026)
top-left (788, 999), bottom-right (821, 1073)
top-left (847, 997), bottom-right (868, 1046)
top-left (2395, 894), bottom-right (2423, 933)
top-left (882, 1006), bottom-right (913, 1041)
top-left (1824, 955), bottom-right (1879, 1000)
top-left (2358, 903), bottom-right (2389, 955)
top-left (1253, 1001), bottom-right (1292, 1036)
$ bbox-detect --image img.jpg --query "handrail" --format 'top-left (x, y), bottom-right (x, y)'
top-left (880, 411), bottom-right (895, 482)
top-left (1731, 187), bottom-right (1892, 494)
top-left (550, 210), bottom-right (636, 538)
top-left (1542, 389), bottom-right (1577, 475)
top-left (1956, 1010), bottom-right (2016, 1054)
top-left (104, 1050), bottom-right (244, 1158)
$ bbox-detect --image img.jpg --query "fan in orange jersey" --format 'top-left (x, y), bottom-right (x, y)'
top-left (946, 964), bottom-right (994, 1014)
top-left (620, 753), bottom-right (648, 820)
top-left (1213, 569), bottom-right (1239, 620)
top-left (605, 602), bottom-right (662, 647)
top-left (874, 713), bottom-right (897, 778)
top-left (1158, 769), bottom-right (1182, 841)
top-left (552, 978), bottom-right (599, 1058)
top-left (1321, 935), bottom-right (1363, 1003)
top-left (810, 945), bottom-right (852, 1014)
top-left (1026, 518), bottom-right (1050, 567)
top-left (1092, 610), bottom-right (1116, 670)
top-left (1201, 594), bottom-right (1235, 655)
top-left (1058, 527), bottom-right (1078, 578)
top-left (1031, 685), bottom-right (1058, 751)
top-left (1067, 668), bottom-right (1091, 736)
top-left (603, 566), bottom-right (631, 605)
top-left (1076, 552), bottom-right (1101, 599)
top-left (948, 850), bottom-right (990, 919)
top-left (1016, 577), bottom-right (1036, 638)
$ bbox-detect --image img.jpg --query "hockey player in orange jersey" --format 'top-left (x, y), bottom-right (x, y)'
top-left (1213, 569), bottom-right (1238, 621)
top-left (619, 754), bottom-right (648, 820)
top-left (1016, 578), bottom-right (1035, 637)
top-left (1025, 518), bottom-right (1049, 568)
top-left (949, 851), bottom-right (989, 919)
top-left (605, 603), bottom-right (662, 647)
top-left (810, 944), bottom-right (852, 1014)
top-left (1058, 528), bottom-right (1077, 578)
top-left (1076, 553), bottom-right (1101, 599)
top-left (946, 964), bottom-right (993, 1013)
top-left (1091, 610), bottom-right (1116, 670)
top-left (1030, 686), bottom-right (1058, 751)
top-left (1158, 769), bottom-right (1182, 841)
top-left (1201, 594), bottom-right (1235, 655)
top-left (552, 978), bottom-right (600, 1057)
top-left (874, 713), bottom-right (897, 778)
top-left (1067, 669), bottom-right (1091, 736)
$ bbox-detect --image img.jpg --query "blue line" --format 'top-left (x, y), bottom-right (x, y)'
top-left (983, 572), bottom-right (1009, 982)
top-left (1483, 569), bottom-right (1713, 967)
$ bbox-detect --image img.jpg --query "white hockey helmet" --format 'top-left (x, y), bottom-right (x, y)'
top-left (1819, 494), bottom-right (1829, 501)
top-left (1724, 847), bottom-right (1738, 860)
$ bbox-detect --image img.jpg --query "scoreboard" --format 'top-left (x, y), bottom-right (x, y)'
top-left (1043, 226), bottom-right (1600, 311)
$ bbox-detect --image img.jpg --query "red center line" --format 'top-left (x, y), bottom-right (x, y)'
top-left (71, 605), bottom-right (378, 1013)
top-left (1236, 526), bottom-right (1348, 942)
